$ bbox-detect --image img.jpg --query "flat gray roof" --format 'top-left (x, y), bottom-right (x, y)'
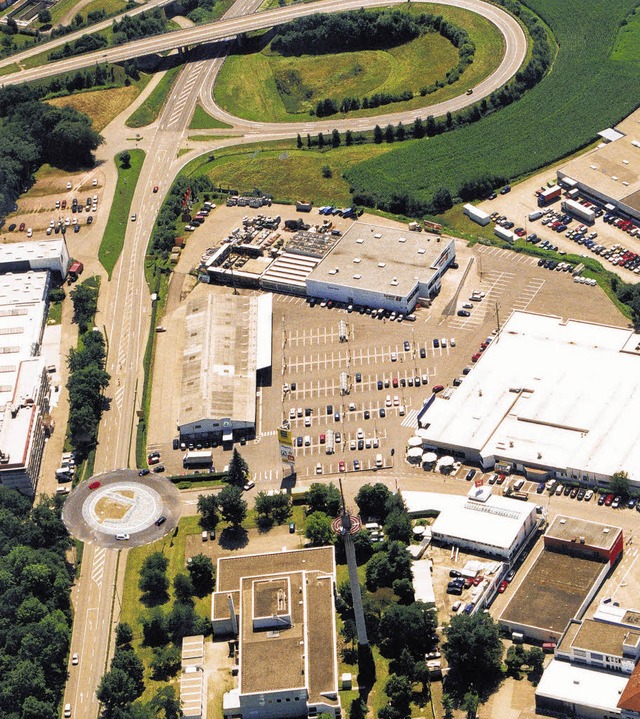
top-left (559, 107), bottom-right (640, 209)
top-left (179, 291), bottom-right (264, 427)
top-left (307, 222), bottom-right (450, 298)
top-left (546, 515), bottom-right (622, 551)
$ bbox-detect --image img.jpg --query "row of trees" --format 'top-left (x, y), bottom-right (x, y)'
top-left (67, 281), bottom-right (110, 455)
top-left (310, 11), bottom-right (475, 118)
top-left (0, 488), bottom-right (73, 719)
top-left (272, 10), bottom-right (423, 56)
top-left (112, 9), bottom-right (167, 44)
top-left (48, 33), bottom-right (108, 61)
top-left (151, 174), bottom-right (216, 256)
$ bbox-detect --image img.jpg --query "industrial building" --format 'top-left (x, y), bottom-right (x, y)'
top-left (0, 271), bottom-right (52, 494)
top-left (499, 517), bottom-right (622, 643)
top-left (557, 107), bottom-right (640, 223)
top-left (177, 291), bottom-right (272, 446)
top-left (463, 203), bottom-right (491, 226)
top-left (402, 485), bottom-right (538, 560)
top-left (306, 223), bottom-right (455, 313)
top-left (417, 311), bottom-right (640, 489)
top-left (0, 238), bottom-right (69, 277)
top-left (211, 547), bottom-right (341, 719)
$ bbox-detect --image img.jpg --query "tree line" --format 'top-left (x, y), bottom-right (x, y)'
top-left (151, 174), bottom-right (216, 256)
top-left (67, 281), bottom-right (110, 457)
top-left (310, 11), bottom-right (475, 118)
top-left (112, 8), bottom-right (168, 44)
top-left (0, 487), bottom-right (73, 719)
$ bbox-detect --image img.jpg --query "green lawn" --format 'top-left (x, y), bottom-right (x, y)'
top-left (213, 4), bottom-right (502, 122)
top-left (126, 65), bottom-right (182, 127)
top-left (0, 63), bottom-right (19, 76)
top-left (47, 300), bottom-right (63, 325)
top-left (50, 0), bottom-right (83, 23)
top-left (184, 141), bottom-right (395, 206)
top-left (347, 0), bottom-right (640, 209)
top-left (188, 103), bottom-right (232, 129)
top-left (99, 149), bottom-right (145, 277)
top-left (81, 0), bottom-right (130, 18)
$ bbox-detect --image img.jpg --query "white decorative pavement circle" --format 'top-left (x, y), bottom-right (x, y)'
top-left (82, 482), bottom-right (164, 535)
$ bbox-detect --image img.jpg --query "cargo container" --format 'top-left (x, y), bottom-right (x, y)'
top-left (68, 261), bottom-right (84, 278)
top-left (494, 225), bottom-right (515, 243)
top-left (567, 188), bottom-right (580, 199)
top-left (183, 450), bottom-right (213, 469)
top-left (537, 186), bottom-right (562, 206)
top-left (463, 203), bottom-right (491, 226)
top-left (562, 199), bottom-right (595, 224)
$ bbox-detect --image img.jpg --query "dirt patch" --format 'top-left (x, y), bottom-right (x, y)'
top-left (47, 86), bottom-right (140, 132)
top-left (95, 491), bottom-right (134, 521)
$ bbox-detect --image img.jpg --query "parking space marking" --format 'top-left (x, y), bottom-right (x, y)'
top-left (512, 277), bottom-right (545, 312)
top-left (401, 409), bottom-right (421, 428)
top-left (286, 326), bottom-right (344, 347)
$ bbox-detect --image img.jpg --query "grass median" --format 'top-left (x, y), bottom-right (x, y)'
top-left (99, 149), bottom-right (145, 278)
top-left (126, 65), bottom-right (181, 128)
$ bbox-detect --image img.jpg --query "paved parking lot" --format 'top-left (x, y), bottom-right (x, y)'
top-left (145, 203), bottom-right (628, 489)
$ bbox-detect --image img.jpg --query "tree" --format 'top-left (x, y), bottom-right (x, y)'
top-left (196, 494), bottom-right (219, 531)
top-left (345, 129), bottom-right (353, 146)
top-left (442, 613), bottom-right (503, 693)
top-left (525, 646), bottom-right (544, 674)
top-left (442, 694), bottom-right (454, 719)
top-left (115, 623), bottom-right (133, 647)
top-left (139, 552), bottom-right (169, 604)
top-left (70, 282), bottom-right (98, 332)
top-left (141, 607), bottom-right (169, 647)
top-left (610, 471), bottom-right (631, 500)
top-left (373, 125), bottom-right (383, 144)
top-left (187, 553), bottom-right (215, 596)
top-left (331, 128), bottom-right (341, 147)
top-left (305, 511), bottom-right (335, 546)
top-left (385, 508), bottom-right (412, 544)
top-left (505, 644), bottom-right (525, 676)
top-left (111, 648), bottom-right (144, 697)
top-left (255, 491), bottom-right (291, 525)
top-left (168, 600), bottom-right (210, 643)
top-left (37, 8), bottom-right (51, 23)
top-left (392, 577), bottom-right (414, 605)
top-left (173, 572), bottom-right (195, 604)
top-left (322, 164), bottom-right (332, 178)
top-left (119, 150), bottom-right (131, 169)
top-left (390, 647), bottom-right (416, 679)
top-left (307, 482), bottom-right (341, 516)
top-left (296, 133), bottom-right (303, 149)
top-left (462, 691), bottom-right (479, 719)
top-left (385, 673), bottom-right (412, 717)
top-left (355, 483), bottom-right (391, 520)
top-left (96, 668), bottom-right (141, 717)
top-left (378, 602), bottom-right (437, 659)
top-left (227, 448), bottom-right (249, 486)
top-left (366, 540), bottom-right (412, 590)
top-left (150, 686), bottom-right (182, 719)
top-left (150, 645), bottom-right (181, 680)
top-left (318, 132), bottom-right (325, 148)
top-left (431, 186), bottom-right (453, 213)
top-left (217, 485), bottom-right (247, 526)
top-left (384, 124), bottom-right (395, 143)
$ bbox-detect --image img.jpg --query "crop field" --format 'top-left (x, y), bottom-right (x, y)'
top-left (347, 0), bottom-right (640, 207)
top-left (213, 4), bottom-right (502, 123)
top-left (47, 84), bottom-right (141, 131)
top-left (184, 142), bottom-right (394, 205)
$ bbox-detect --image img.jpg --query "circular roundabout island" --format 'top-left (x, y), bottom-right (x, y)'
top-left (62, 469), bottom-right (183, 548)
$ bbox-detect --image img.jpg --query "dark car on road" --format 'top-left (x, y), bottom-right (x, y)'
top-left (152, 464), bottom-right (165, 473)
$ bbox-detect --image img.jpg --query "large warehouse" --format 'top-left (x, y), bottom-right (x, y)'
top-left (418, 311), bottom-right (640, 488)
top-left (0, 238), bottom-right (69, 277)
top-left (212, 548), bottom-right (341, 719)
top-left (402, 485), bottom-right (538, 560)
top-left (557, 108), bottom-right (640, 222)
top-left (306, 223), bottom-right (456, 313)
top-left (177, 292), bottom-right (272, 446)
top-left (0, 271), bottom-right (51, 494)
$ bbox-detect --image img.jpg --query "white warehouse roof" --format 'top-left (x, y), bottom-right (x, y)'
top-left (419, 311), bottom-right (640, 485)
top-left (402, 489), bottom-right (536, 553)
top-left (536, 659), bottom-right (628, 715)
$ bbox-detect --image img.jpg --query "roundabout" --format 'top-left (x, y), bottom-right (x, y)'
top-left (62, 469), bottom-right (183, 548)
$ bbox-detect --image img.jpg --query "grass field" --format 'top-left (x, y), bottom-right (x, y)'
top-left (213, 4), bottom-right (502, 122)
top-left (47, 84), bottom-right (143, 131)
top-left (126, 65), bottom-right (182, 127)
top-left (185, 142), bottom-right (395, 205)
top-left (99, 149), bottom-right (145, 277)
top-left (81, 0), bottom-right (130, 18)
top-left (347, 0), bottom-right (640, 207)
top-left (0, 63), bottom-right (19, 76)
top-left (188, 103), bottom-right (232, 129)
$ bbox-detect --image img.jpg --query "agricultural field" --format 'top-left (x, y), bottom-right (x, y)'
top-left (213, 4), bottom-right (502, 123)
top-left (183, 141), bottom-right (394, 206)
top-left (47, 84), bottom-right (142, 131)
top-left (346, 0), bottom-right (640, 208)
